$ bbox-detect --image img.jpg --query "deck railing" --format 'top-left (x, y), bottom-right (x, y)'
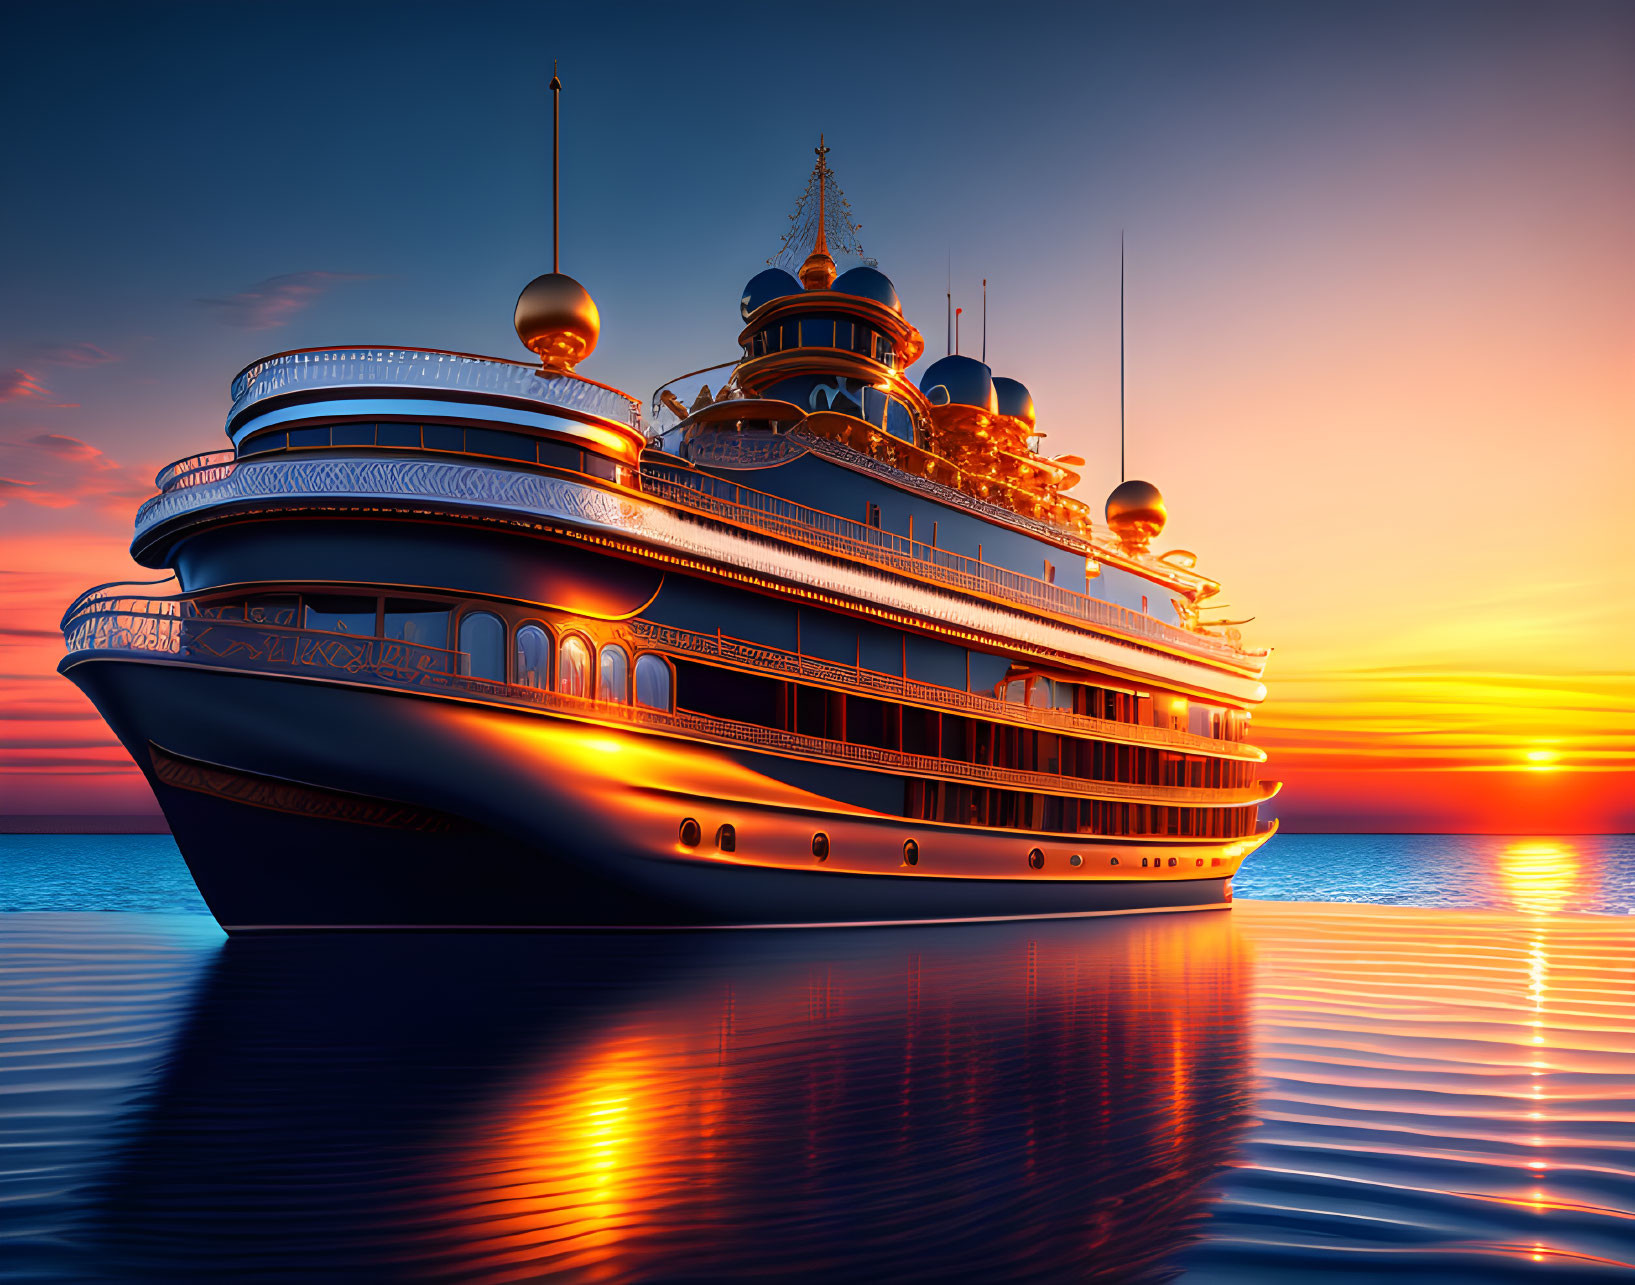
top-left (61, 597), bottom-right (1267, 810)
top-left (625, 619), bottom-right (1263, 763)
top-left (228, 347), bottom-right (644, 430)
top-left (641, 472), bottom-right (1260, 669)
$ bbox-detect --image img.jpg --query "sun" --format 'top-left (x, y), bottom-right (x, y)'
top-left (1523, 748), bottom-right (1559, 772)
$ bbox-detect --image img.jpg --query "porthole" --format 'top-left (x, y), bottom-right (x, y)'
top-left (1141, 857), bottom-right (1149, 868)
top-left (902, 839), bottom-right (919, 867)
top-left (1195, 857), bottom-right (1204, 867)
top-left (1028, 848), bottom-right (1045, 870)
top-left (1168, 857), bottom-right (1178, 868)
top-left (1069, 854), bottom-right (1083, 868)
top-left (1110, 857), bottom-right (1120, 866)
top-left (716, 823), bottom-right (736, 853)
top-left (679, 818), bottom-right (701, 849)
top-left (812, 832), bottom-right (830, 861)
top-left (1212, 857), bottom-right (1223, 867)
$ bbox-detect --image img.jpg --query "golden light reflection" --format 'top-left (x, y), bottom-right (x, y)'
top-left (1524, 748), bottom-right (1559, 771)
top-left (1498, 840), bottom-right (1580, 916)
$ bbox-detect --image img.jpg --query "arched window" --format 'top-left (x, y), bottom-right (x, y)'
top-left (634, 654), bottom-right (672, 711)
top-left (558, 635), bottom-right (591, 698)
top-left (458, 611), bottom-right (505, 681)
top-left (598, 644), bottom-right (630, 704)
top-left (514, 623), bottom-right (551, 688)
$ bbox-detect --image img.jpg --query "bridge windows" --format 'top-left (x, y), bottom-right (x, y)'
top-left (457, 611), bottom-right (506, 681)
top-left (559, 634), bottom-right (592, 698)
top-left (635, 654), bottom-right (673, 711)
top-left (598, 644), bottom-right (631, 704)
top-left (514, 623), bottom-right (552, 689)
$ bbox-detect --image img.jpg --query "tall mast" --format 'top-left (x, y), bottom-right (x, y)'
top-left (813, 135), bottom-right (829, 258)
top-left (551, 64), bottom-right (561, 273)
top-left (1119, 230), bottom-right (1126, 484)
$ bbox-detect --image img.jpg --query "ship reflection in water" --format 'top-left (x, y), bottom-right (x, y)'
top-left (90, 916), bottom-right (1251, 1282)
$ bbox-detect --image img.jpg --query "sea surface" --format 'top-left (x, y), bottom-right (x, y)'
top-left (1, 834), bottom-right (1632, 1282)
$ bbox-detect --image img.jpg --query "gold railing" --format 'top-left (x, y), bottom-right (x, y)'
top-left (625, 619), bottom-right (1263, 763)
top-left (61, 597), bottom-right (1266, 811)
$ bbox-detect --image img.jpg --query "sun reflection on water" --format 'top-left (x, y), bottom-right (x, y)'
top-left (1498, 839), bottom-right (1580, 916)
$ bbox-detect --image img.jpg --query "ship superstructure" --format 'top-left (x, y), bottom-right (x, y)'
top-left (59, 138), bottom-right (1275, 930)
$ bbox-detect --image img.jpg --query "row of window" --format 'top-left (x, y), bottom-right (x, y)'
top-left (238, 419), bottom-right (631, 484)
top-left (744, 319), bottom-right (895, 367)
top-left (903, 783), bottom-right (1257, 840)
top-left (456, 612), bottom-right (671, 710)
top-left (193, 593), bottom-right (673, 710)
top-left (673, 660), bottom-right (1257, 788)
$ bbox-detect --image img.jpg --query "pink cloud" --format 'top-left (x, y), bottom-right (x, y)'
top-left (0, 369), bottom-right (76, 408)
top-left (197, 270), bottom-right (375, 330)
top-left (0, 434), bottom-right (154, 512)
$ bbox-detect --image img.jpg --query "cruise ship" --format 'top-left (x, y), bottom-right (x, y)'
top-left (59, 136), bottom-right (1277, 931)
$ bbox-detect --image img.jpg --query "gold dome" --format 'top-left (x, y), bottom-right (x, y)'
top-left (799, 249), bottom-right (836, 291)
top-left (1105, 479), bottom-right (1167, 552)
top-left (514, 272), bottom-right (600, 372)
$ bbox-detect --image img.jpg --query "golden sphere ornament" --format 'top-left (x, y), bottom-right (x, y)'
top-left (514, 272), bottom-right (600, 372)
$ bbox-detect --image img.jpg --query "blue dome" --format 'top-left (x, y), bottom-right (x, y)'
top-left (993, 377), bottom-right (1035, 427)
top-left (740, 268), bottom-right (802, 322)
top-left (919, 355), bottom-right (997, 412)
top-left (830, 266), bottom-right (901, 313)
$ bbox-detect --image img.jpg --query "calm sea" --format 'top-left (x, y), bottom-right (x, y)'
top-left (2, 833), bottom-right (1632, 1282)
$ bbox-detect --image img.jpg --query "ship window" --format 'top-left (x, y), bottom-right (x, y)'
top-left (288, 425), bottom-right (330, 449)
top-left (384, 600), bottom-right (449, 650)
top-left (635, 654), bottom-right (672, 710)
top-left (903, 839), bottom-right (919, 866)
top-left (865, 501), bottom-right (881, 529)
top-left (716, 823), bottom-right (736, 853)
top-left (457, 611), bottom-right (505, 681)
top-left (467, 427), bottom-right (535, 463)
top-left (559, 635), bottom-right (592, 698)
top-left (1028, 848), bottom-right (1045, 870)
top-left (1070, 854), bottom-right (1083, 867)
top-left (598, 644), bottom-right (630, 703)
top-left (812, 832), bottom-right (830, 860)
top-left (1005, 679), bottom-right (1026, 704)
top-left (1110, 857), bottom-right (1120, 866)
top-left (245, 595), bottom-right (297, 626)
top-left (377, 422), bottom-right (421, 448)
top-left (679, 817), bottom-right (701, 848)
top-left (331, 422), bottom-right (376, 447)
top-left (304, 595), bottom-right (376, 637)
top-left (1028, 679), bottom-right (1051, 709)
top-left (514, 623), bottom-right (552, 688)
top-left (536, 438), bottom-right (583, 471)
top-left (239, 430), bottom-right (287, 455)
top-left (423, 424), bottom-right (463, 452)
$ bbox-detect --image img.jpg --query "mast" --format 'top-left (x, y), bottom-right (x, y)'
top-left (551, 64), bottom-right (561, 273)
top-left (1120, 230), bottom-right (1126, 483)
top-left (981, 278), bottom-right (987, 363)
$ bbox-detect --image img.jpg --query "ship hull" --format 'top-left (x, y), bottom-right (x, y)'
top-left (62, 656), bottom-right (1261, 932)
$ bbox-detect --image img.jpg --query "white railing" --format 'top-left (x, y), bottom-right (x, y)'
top-left (228, 347), bottom-right (644, 430)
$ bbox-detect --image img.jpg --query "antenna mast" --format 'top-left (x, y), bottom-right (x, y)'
top-left (550, 64), bottom-right (561, 272)
top-left (981, 278), bottom-right (987, 364)
top-left (1119, 230), bottom-right (1126, 483)
top-left (946, 252), bottom-right (952, 357)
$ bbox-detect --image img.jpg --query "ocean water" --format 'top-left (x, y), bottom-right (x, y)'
top-left (1, 835), bottom-right (1632, 1281)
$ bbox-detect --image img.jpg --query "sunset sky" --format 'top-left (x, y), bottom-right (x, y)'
top-left (2, 1), bottom-right (1630, 830)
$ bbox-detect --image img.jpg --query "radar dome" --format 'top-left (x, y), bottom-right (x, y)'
top-left (740, 268), bottom-right (803, 322)
top-left (993, 377), bottom-right (1035, 428)
top-left (918, 355), bottom-right (998, 413)
top-left (831, 266), bottom-right (901, 314)
top-left (1105, 479), bottom-right (1167, 552)
top-left (515, 272), bottom-right (600, 373)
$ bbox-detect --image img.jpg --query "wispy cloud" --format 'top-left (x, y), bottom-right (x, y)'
top-left (0, 433), bottom-right (153, 511)
top-left (197, 270), bottom-right (374, 330)
top-left (0, 369), bottom-right (78, 408)
top-left (29, 342), bottom-right (119, 368)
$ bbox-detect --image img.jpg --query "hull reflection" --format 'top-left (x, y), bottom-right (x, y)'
top-left (93, 918), bottom-right (1250, 1282)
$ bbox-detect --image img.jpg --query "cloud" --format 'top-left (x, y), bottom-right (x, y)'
top-left (0, 434), bottom-right (153, 512)
top-left (197, 270), bottom-right (374, 330)
top-left (0, 369), bottom-right (77, 408)
top-left (30, 342), bottom-right (118, 368)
